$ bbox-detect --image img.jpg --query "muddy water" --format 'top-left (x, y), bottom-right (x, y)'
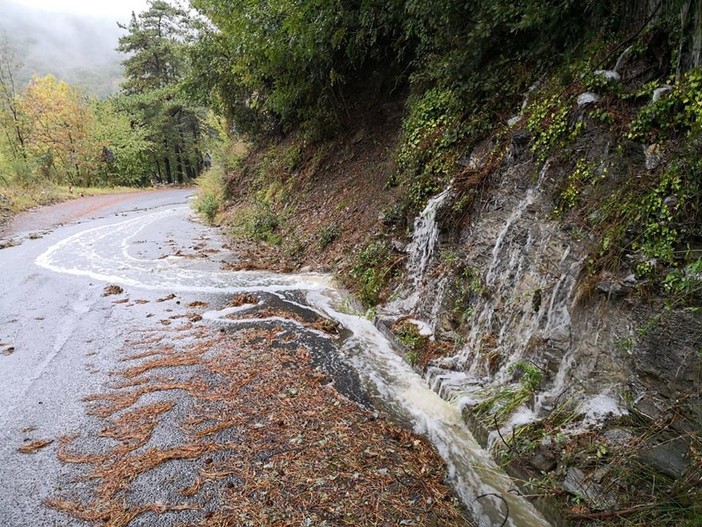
top-left (36, 203), bottom-right (550, 527)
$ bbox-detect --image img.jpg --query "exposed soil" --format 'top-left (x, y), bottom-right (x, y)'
top-left (220, 102), bottom-right (406, 275)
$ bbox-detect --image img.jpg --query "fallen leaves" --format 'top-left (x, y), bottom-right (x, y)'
top-left (47, 303), bottom-right (470, 527)
top-left (18, 438), bottom-right (53, 454)
top-left (102, 285), bottom-right (124, 297)
top-left (228, 293), bottom-right (258, 307)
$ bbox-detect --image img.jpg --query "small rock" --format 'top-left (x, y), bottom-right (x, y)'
top-left (562, 467), bottom-right (617, 510)
top-left (652, 85), bottom-right (673, 103)
top-left (299, 266), bottom-right (312, 274)
top-left (596, 281), bottom-right (624, 297)
top-left (530, 437), bottom-right (558, 472)
top-left (577, 92), bottom-right (600, 106)
top-left (390, 240), bottom-right (407, 253)
top-left (640, 437), bottom-right (689, 479)
top-left (644, 144), bottom-right (662, 171)
top-left (663, 195), bottom-right (678, 208)
top-left (594, 69), bottom-right (621, 82)
top-left (634, 397), bottom-right (663, 420)
top-left (512, 130), bottom-right (530, 145)
top-left (507, 115), bottom-right (522, 127)
top-left (604, 428), bottom-right (634, 447)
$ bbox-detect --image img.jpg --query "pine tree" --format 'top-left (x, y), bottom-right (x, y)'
top-left (117, 0), bottom-right (205, 184)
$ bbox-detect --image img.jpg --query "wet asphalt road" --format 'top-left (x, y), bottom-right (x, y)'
top-left (0, 189), bottom-right (204, 525)
top-left (0, 189), bottom-right (371, 527)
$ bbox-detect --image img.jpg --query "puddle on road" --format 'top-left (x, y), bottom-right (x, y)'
top-left (36, 205), bottom-right (551, 527)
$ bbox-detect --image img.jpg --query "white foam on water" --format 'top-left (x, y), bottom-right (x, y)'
top-left (406, 187), bottom-right (452, 287)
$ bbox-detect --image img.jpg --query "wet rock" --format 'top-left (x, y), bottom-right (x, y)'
top-left (633, 397), bottom-right (664, 420)
top-left (508, 130), bottom-right (531, 160)
top-left (390, 239), bottom-right (407, 253)
top-left (623, 274), bottom-right (637, 285)
top-left (604, 428), bottom-right (634, 447)
top-left (438, 329), bottom-right (461, 343)
top-left (594, 70), bottom-right (621, 82)
top-left (529, 437), bottom-right (558, 472)
top-left (652, 85), bottom-right (672, 103)
top-left (639, 437), bottom-right (689, 479)
top-left (644, 144), bottom-right (662, 170)
top-left (577, 92), bottom-right (600, 106)
top-left (512, 130), bottom-right (530, 145)
top-left (562, 467), bottom-right (617, 510)
top-left (596, 281), bottom-right (625, 298)
top-left (663, 195), bottom-right (678, 208)
top-left (458, 140), bottom-right (494, 170)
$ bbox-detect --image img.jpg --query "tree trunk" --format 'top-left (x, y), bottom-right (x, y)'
top-left (174, 143), bottom-right (184, 184)
top-left (163, 138), bottom-right (173, 184)
top-left (164, 155), bottom-right (173, 184)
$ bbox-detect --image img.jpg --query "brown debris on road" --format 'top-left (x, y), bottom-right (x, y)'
top-left (18, 439), bottom-right (53, 454)
top-left (47, 309), bottom-right (471, 527)
top-left (102, 285), bottom-right (124, 297)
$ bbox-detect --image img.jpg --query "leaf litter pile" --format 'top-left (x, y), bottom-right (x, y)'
top-left (47, 297), bottom-right (471, 527)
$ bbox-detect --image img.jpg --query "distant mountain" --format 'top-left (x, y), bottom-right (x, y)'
top-left (0, 2), bottom-right (127, 97)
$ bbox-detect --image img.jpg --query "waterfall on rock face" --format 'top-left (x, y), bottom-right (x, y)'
top-left (380, 186), bottom-right (453, 321)
top-left (418, 161), bottom-right (585, 417)
top-left (406, 187), bottom-right (452, 287)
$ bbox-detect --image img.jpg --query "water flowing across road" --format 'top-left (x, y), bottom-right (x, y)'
top-left (31, 199), bottom-right (550, 527)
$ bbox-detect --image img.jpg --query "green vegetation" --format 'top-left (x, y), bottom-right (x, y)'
top-left (397, 88), bottom-right (465, 209)
top-left (526, 94), bottom-right (575, 162)
top-left (473, 361), bottom-right (543, 426)
top-left (317, 224), bottom-right (340, 251)
top-left (350, 241), bottom-right (397, 308)
top-left (193, 168), bottom-right (224, 223)
top-left (394, 321), bottom-right (428, 366)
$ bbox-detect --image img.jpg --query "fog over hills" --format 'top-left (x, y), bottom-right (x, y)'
top-left (1, 1), bottom-right (129, 97)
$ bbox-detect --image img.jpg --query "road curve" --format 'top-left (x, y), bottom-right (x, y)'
top-left (0, 189), bottom-right (198, 525)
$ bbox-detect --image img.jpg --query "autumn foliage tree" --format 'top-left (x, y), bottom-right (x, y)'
top-left (19, 75), bottom-right (97, 185)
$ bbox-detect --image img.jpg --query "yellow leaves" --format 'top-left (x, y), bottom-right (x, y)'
top-left (19, 74), bottom-right (98, 184)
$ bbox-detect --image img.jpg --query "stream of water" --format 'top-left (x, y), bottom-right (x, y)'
top-left (35, 203), bottom-right (551, 527)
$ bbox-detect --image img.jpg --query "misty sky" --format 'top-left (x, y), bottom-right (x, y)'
top-left (7, 0), bottom-right (149, 19)
top-left (0, 0), bottom-right (153, 96)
